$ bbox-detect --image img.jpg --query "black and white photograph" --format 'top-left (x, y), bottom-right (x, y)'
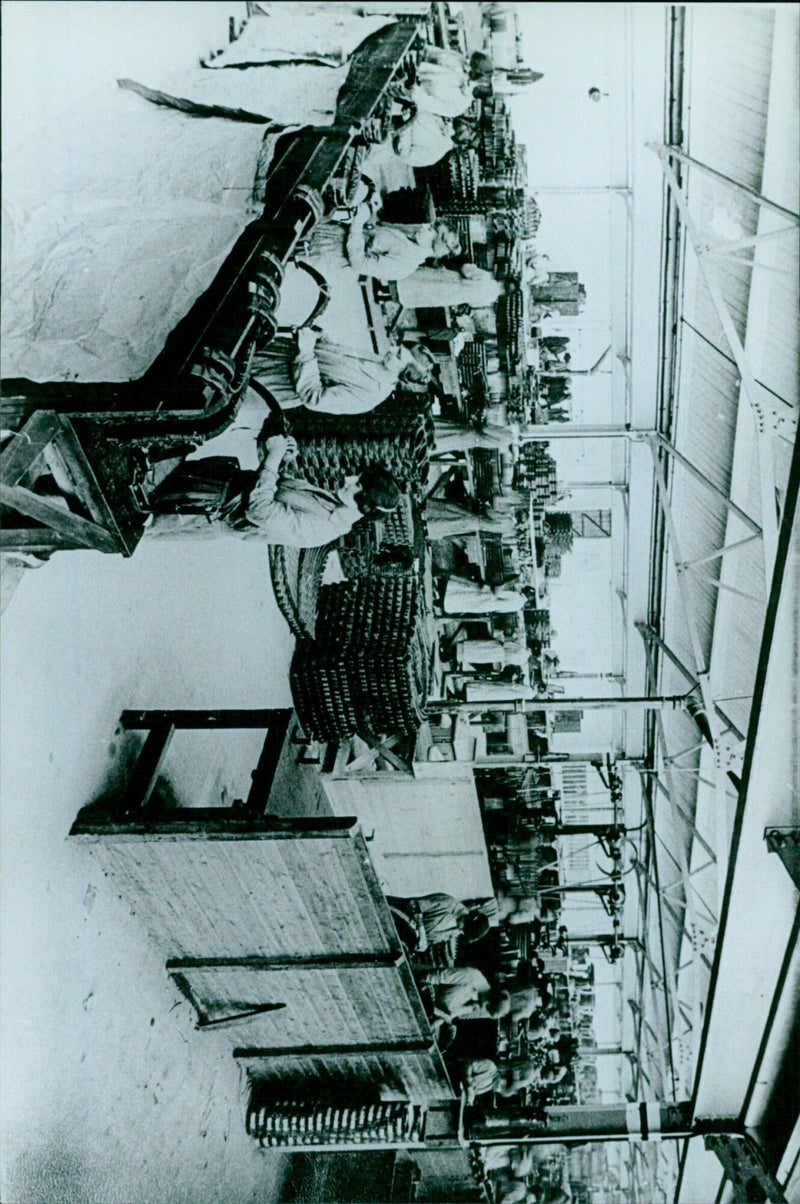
top-left (1, 2), bottom-right (798, 1201)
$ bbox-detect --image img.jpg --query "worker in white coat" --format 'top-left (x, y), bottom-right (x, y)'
top-left (147, 435), bottom-right (401, 547)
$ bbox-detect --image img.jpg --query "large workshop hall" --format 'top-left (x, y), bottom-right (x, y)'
top-left (1, 4), bottom-right (798, 1203)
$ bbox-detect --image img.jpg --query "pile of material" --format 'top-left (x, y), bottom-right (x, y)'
top-left (497, 282), bottom-right (524, 369)
top-left (524, 607), bottom-right (552, 645)
top-left (247, 1095), bottom-right (425, 1148)
top-left (337, 493), bottom-right (417, 579)
top-left (290, 575), bottom-right (432, 740)
top-left (418, 146), bottom-right (480, 208)
top-left (515, 444), bottom-right (559, 522)
top-left (287, 391), bottom-right (435, 500)
top-left (457, 341), bottom-right (489, 394)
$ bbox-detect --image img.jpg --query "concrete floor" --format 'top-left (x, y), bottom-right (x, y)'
top-left (1, 7), bottom-right (311, 1199)
top-left (1, 539), bottom-right (296, 1204)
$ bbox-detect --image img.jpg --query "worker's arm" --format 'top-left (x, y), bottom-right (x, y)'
top-left (243, 441), bottom-right (360, 546)
top-left (290, 329), bottom-right (380, 415)
top-left (344, 204), bottom-right (390, 276)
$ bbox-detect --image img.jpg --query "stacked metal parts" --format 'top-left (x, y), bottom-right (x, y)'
top-left (418, 146), bottom-right (480, 210)
top-left (457, 341), bottom-right (489, 394)
top-left (246, 1095), bottom-right (426, 1148)
top-left (515, 444), bottom-right (559, 521)
top-left (290, 575), bottom-right (431, 741)
top-left (286, 392), bottom-right (435, 501)
top-left (497, 284), bottom-right (524, 370)
top-left (337, 493), bottom-right (416, 579)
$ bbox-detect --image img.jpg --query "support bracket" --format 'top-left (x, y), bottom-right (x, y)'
top-left (765, 828), bottom-right (800, 891)
top-left (704, 1132), bottom-right (788, 1203)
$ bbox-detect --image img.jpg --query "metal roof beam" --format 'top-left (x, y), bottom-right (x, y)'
top-left (636, 622), bottom-right (745, 746)
top-left (650, 435), bottom-right (763, 536)
top-left (679, 533), bottom-right (762, 571)
top-left (702, 224), bottom-right (799, 256)
top-left (657, 143), bottom-right (800, 225)
top-left (652, 775), bottom-right (717, 865)
top-left (649, 146), bottom-right (791, 571)
top-left (648, 443), bottom-right (746, 796)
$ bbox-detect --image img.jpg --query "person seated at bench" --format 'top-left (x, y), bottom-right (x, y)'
top-left (421, 966), bottom-right (509, 1024)
top-left (387, 892), bottom-right (491, 953)
top-left (463, 1055), bottom-right (567, 1101)
top-left (146, 434), bottom-right (400, 547)
top-left (390, 44), bottom-right (483, 119)
top-left (441, 574), bottom-right (529, 615)
top-left (391, 110), bottom-right (457, 167)
top-left (397, 262), bottom-right (504, 312)
top-left (457, 637), bottom-right (532, 671)
top-left (507, 982), bottom-right (545, 1021)
top-left (298, 202), bottom-right (461, 282)
top-left (250, 328), bottom-right (435, 416)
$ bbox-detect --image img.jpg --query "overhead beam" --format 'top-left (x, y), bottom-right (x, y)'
top-left (651, 435), bottom-right (762, 535)
top-left (658, 143), bottom-right (800, 224)
top-left (636, 621), bottom-right (745, 743)
top-left (650, 146), bottom-right (790, 571)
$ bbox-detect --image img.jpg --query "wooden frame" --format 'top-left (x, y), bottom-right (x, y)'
top-left (71, 708), bottom-right (293, 832)
top-left (1, 411), bottom-right (132, 555)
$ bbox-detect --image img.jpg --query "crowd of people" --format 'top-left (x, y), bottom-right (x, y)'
top-left (384, 879), bottom-right (580, 1204)
top-left (386, 886), bottom-right (576, 1114)
top-left (116, 12), bottom-right (550, 553)
top-left (128, 34), bottom-right (530, 544)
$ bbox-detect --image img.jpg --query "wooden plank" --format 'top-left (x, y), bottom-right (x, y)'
top-left (334, 840), bottom-right (398, 953)
top-left (277, 840), bottom-right (374, 952)
top-left (335, 967), bottom-right (408, 1041)
top-left (245, 710), bottom-right (292, 814)
top-left (122, 722), bottom-right (174, 814)
top-left (184, 968), bottom-right (356, 1046)
top-left (120, 708), bottom-right (291, 729)
top-left (0, 483), bottom-right (120, 553)
top-left (345, 735), bottom-right (402, 774)
top-left (157, 841), bottom-right (267, 956)
top-left (70, 816), bottom-right (360, 839)
top-left (0, 411), bottom-right (62, 486)
top-left (316, 839), bottom-right (385, 948)
top-left (232, 1040), bottom-right (433, 1058)
top-left (396, 959), bottom-right (438, 1041)
top-left (0, 527), bottom-right (83, 552)
top-left (348, 834), bottom-right (405, 953)
top-left (261, 843), bottom-right (330, 956)
top-left (167, 953), bottom-right (402, 971)
top-left (307, 956), bottom-right (371, 1043)
top-left (86, 834), bottom-right (395, 958)
top-left (48, 417), bottom-right (132, 554)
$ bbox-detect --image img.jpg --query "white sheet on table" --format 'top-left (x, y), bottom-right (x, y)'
top-left (1, 7), bottom-right (395, 386)
top-left (134, 60), bottom-right (350, 125)
top-left (206, 7), bottom-right (394, 66)
top-left (0, 66), bottom-right (337, 384)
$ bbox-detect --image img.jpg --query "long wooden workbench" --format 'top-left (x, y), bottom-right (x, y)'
top-left (1, 19), bottom-right (424, 557)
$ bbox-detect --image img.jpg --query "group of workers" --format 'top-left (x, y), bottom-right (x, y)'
top-left (480, 1142), bottom-right (572, 1204)
top-left (128, 18), bottom-right (545, 549)
top-left (386, 889), bottom-right (571, 1113)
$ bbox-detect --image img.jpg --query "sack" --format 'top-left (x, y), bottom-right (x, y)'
top-left (149, 456), bottom-right (244, 516)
